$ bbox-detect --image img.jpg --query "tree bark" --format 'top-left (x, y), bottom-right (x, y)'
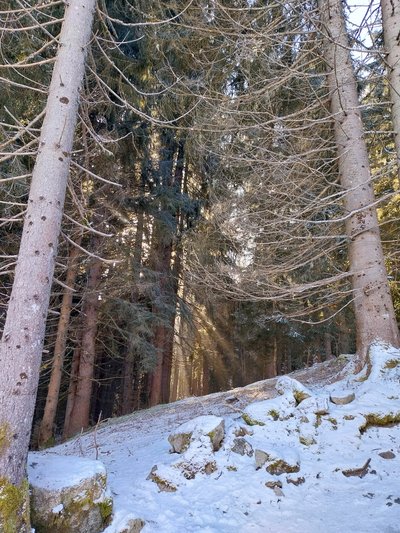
top-left (381, 0), bottom-right (400, 176)
top-left (38, 242), bottom-right (81, 447)
top-left (149, 135), bottom-right (183, 406)
top-left (265, 337), bottom-right (278, 378)
top-left (63, 252), bottom-right (102, 438)
top-left (62, 338), bottom-right (82, 440)
top-left (0, 1), bottom-right (95, 529)
top-left (318, 0), bottom-right (400, 366)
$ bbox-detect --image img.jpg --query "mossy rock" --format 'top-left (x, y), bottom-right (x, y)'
top-left (255, 448), bottom-right (300, 475)
top-left (266, 459), bottom-right (300, 476)
top-left (28, 453), bottom-right (112, 533)
top-left (275, 376), bottom-right (312, 405)
top-left (242, 413), bottom-right (265, 427)
top-left (168, 415), bottom-right (225, 453)
top-left (148, 469), bottom-right (177, 493)
top-left (168, 432), bottom-right (192, 454)
top-left (359, 412), bottom-right (400, 434)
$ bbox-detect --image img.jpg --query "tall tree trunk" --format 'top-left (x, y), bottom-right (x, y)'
top-left (265, 337), bottom-right (278, 378)
top-left (38, 241), bottom-right (81, 447)
top-left (62, 337), bottom-right (82, 440)
top-left (0, 1), bottom-right (95, 529)
top-left (160, 141), bottom-right (186, 403)
top-left (149, 133), bottom-right (182, 406)
top-left (63, 252), bottom-right (102, 438)
top-left (122, 191), bottom-right (146, 415)
top-left (318, 0), bottom-right (400, 367)
top-left (121, 355), bottom-right (135, 416)
top-left (381, 0), bottom-right (400, 175)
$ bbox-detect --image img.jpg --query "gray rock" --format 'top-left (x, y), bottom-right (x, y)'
top-left (231, 438), bottom-right (254, 457)
top-left (116, 518), bottom-right (145, 533)
top-left (286, 476), bottom-right (305, 486)
top-left (28, 453), bottom-right (112, 533)
top-left (330, 391), bottom-right (355, 405)
top-left (168, 415), bottom-right (225, 453)
top-left (255, 449), bottom-right (269, 469)
top-left (265, 480), bottom-right (282, 489)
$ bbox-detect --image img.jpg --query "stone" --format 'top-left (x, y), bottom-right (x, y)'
top-left (173, 436), bottom-right (219, 479)
top-left (116, 518), bottom-right (145, 533)
top-left (28, 453), bottom-right (113, 533)
top-left (378, 451), bottom-right (395, 460)
top-left (147, 466), bottom-right (177, 492)
top-left (255, 448), bottom-right (300, 475)
top-left (265, 480), bottom-right (282, 489)
top-left (233, 426), bottom-right (253, 437)
top-left (297, 396), bottom-right (330, 416)
top-left (275, 376), bottom-right (312, 404)
top-left (255, 450), bottom-right (269, 470)
top-left (168, 415), bottom-right (225, 453)
top-left (231, 438), bottom-right (253, 457)
top-left (286, 476), bottom-right (305, 486)
top-left (267, 459), bottom-right (300, 476)
top-left (330, 391), bottom-right (355, 405)
top-left (265, 481), bottom-right (284, 497)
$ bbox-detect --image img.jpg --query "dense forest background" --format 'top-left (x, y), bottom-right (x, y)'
top-left (1, 0), bottom-right (399, 452)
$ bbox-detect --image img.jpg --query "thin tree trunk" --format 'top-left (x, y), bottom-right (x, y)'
top-left (64, 253), bottom-right (102, 438)
top-left (38, 242), bottom-right (81, 447)
top-left (318, 0), bottom-right (400, 367)
top-left (62, 339), bottom-right (82, 439)
top-left (121, 354), bottom-right (135, 416)
top-left (265, 337), bottom-right (278, 378)
top-left (324, 331), bottom-right (333, 360)
top-left (381, 0), bottom-right (400, 175)
top-left (0, 1), bottom-right (95, 528)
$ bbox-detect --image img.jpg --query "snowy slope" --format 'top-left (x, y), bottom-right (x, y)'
top-left (37, 346), bottom-right (400, 533)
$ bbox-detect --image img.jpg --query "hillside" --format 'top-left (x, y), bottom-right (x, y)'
top-left (30, 346), bottom-right (400, 532)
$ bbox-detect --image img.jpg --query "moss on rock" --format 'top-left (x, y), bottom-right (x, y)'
top-left (266, 460), bottom-right (300, 476)
top-left (242, 413), bottom-right (265, 427)
top-left (168, 432), bottom-right (192, 454)
top-left (359, 412), bottom-right (400, 434)
top-left (150, 474), bottom-right (177, 492)
top-left (30, 458), bottom-right (112, 533)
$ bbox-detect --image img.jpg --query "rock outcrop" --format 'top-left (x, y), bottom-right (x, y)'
top-left (28, 453), bottom-right (113, 533)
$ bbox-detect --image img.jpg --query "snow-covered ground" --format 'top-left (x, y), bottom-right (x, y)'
top-left (32, 344), bottom-right (400, 532)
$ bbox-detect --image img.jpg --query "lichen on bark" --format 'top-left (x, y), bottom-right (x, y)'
top-left (0, 477), bottom-right (30, 533)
